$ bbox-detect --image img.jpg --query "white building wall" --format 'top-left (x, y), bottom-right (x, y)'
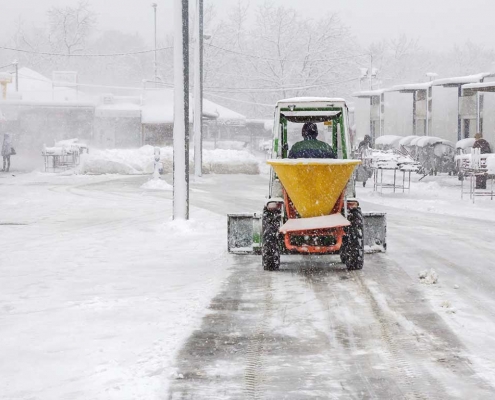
top-left (430, 86), bottom-right (458, 143)
top-left (355, 97), bottom-right (370, 141)
top-left (483, 93), bottom-right (495, 150)
top-left (383, 92), bottom-right (413, 137)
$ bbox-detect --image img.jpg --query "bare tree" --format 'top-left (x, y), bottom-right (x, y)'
top-left (47, 1), bottom-right (97, 55)
top-left (202, 2), bottom-right (360, 117)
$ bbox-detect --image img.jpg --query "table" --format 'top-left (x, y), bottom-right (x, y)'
top-left (373, 167), bottom-right (412, 194)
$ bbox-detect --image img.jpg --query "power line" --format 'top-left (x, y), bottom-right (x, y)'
top-left (205, 77), bottom-right (359, 93)
top-left (0, 64), bottom-right (13, 70)
top-left (13, 71), bottom-right (357, 94)
top-left (206, 43), bottom-right (369, 63)
top-left (204, 92), bottom-right (273, 107)
top-left (0, 46), bottom-right (173, 57)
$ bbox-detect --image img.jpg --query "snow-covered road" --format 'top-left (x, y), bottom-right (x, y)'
top-left (2, 172), bottom-right (495, 399)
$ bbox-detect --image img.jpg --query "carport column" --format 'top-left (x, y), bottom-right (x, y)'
top-left (457, 85), bottom-right (462, 141)
top-left (476, 92), bottom-right (481, 133)
top-left (173, 0), bottom-right (189, 220)
top-left (412, 91), bottom-right (417, 135)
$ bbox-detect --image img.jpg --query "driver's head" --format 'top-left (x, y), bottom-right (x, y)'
top-left (302, 122), bottom-right (318, 139)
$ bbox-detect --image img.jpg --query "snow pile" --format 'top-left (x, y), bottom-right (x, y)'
top-left (77, 145), bottom-right (260, 175)
top-left (141, 179), bottom-right (173, 191)
top-left (367, 149), bottom-right (419, 170)
top-left (419, 269), bottom-right (439, 284)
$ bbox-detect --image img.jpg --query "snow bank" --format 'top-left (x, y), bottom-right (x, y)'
top-left (78, 146), bottom-right (260, 175)
top-left (141, 179), bottom-right (173, 191)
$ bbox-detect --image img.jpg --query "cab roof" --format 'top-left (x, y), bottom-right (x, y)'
top-left (276, 97), bottom-right (347, 106)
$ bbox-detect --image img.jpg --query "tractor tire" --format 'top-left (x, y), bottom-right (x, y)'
top-left (262, 209), bottom-right (280, 271)
top-left (343, 208), bottom-right (364, 271)
top-left (339, 235), bottom-right (349, 265)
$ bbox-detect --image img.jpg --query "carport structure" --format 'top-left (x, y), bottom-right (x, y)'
top-left (462, 80), bottom-right (495, 149)
top-left (431, 73), bottom-right (495, 141)
top-left (388, 82), bottom-right (432, 136)
top-left (352, 89), bottom-right (385, 141)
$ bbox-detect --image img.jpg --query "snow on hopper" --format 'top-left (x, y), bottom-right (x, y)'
top-left (267, 159), bottom-right (361, 218)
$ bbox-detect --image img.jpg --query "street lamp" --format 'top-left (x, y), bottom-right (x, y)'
top-left (152, 3), bottom-right (158, 85)
top-left (193, 0), bottom-right (204, 177)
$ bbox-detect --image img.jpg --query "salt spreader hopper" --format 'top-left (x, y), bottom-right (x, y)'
top-left (228, 98), bottom-right (387, 270)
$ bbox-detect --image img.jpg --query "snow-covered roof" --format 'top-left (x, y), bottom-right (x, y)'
top-left (352, 90), bottom-right (385, 98)
top-left (389, 82), bottom-right (432, 92)
top-left (5, 67), bottom-right (95, 103)
top-left (462, 81), bottom-right (495, 96)
top-left (415, 136), bottom-right (454, 147)
top-left (141, 88), bottom-right (245, 125)
top-left (96, 102), bottom-right (141, 118)
top-left (375, 135), bottom-right (403, 146)
top-left (0, 99), bottom-right (95, 108)
top-left (277, 97), bottom-right (346, 104)
top-left (456, 138), bottom-right (475, 149)
top-left (203, 98), bottom-right (246, 125)
top-left (398, 135), bottom-right (419, 146)
top-left (431, 72), bottom-right (495, 87)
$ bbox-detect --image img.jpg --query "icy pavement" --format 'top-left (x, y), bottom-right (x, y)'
top-left (2, 171), bottom-right (495, 399)
top-left (168, 255), bottom-right (495, 399)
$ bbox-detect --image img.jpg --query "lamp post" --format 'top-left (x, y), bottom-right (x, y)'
top-left (173, 0), bottom-right (190, 220)
top-left (152, 3), bottom-right (158, 86)
top-left (193, 0), bottom-right (204, 177)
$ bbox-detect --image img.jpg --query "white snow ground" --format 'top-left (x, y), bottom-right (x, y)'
top-left (0, 172), bottom-right (231, 399)
top-left (2, 169), bottom-right (495, 398)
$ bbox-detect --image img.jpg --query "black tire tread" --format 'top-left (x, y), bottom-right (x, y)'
top-left (343, 208), bottom-right (364, 271)
top-left (262, 210), bottom-right (280, 271)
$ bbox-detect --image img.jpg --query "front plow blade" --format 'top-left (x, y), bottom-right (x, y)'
top-left (363, 212), bottom-right (387, 253)
top-left (227, 213), bottom-right (262, 255)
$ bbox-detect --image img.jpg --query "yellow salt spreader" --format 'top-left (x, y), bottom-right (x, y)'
top-left (227, 98), bottom-right (387, 270)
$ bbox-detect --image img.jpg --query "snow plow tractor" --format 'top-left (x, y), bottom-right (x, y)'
top-left (227, 98), bottom-right (387, 271)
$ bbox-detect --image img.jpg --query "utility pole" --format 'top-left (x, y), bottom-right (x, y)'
top-left (13, 60), bottom-right (18, 92)
top-left (193, 0), bottom-right (203, 177)
top-left (152, 3), bottom-right (158, 86)
top-left (173, 0), bottom-right (190, 220)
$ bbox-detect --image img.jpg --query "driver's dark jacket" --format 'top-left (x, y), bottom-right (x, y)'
top-left (288, 137), bottom-right (336, 159)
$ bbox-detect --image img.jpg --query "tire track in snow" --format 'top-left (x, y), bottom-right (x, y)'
top-left (244, 272), bottom-right (273, 399)
top-left (351, 270), bottom-right (443, 400)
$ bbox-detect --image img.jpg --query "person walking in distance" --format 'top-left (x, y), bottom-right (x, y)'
top-left (1, 123), bottom-right (14, 172)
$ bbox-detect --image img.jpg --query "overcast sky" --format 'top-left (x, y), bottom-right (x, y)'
top-left (3, 0), bottom-right (495, 51)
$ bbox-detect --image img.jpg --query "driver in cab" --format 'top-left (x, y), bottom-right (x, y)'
top-left (288, 122), bottom-right (336, 159)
